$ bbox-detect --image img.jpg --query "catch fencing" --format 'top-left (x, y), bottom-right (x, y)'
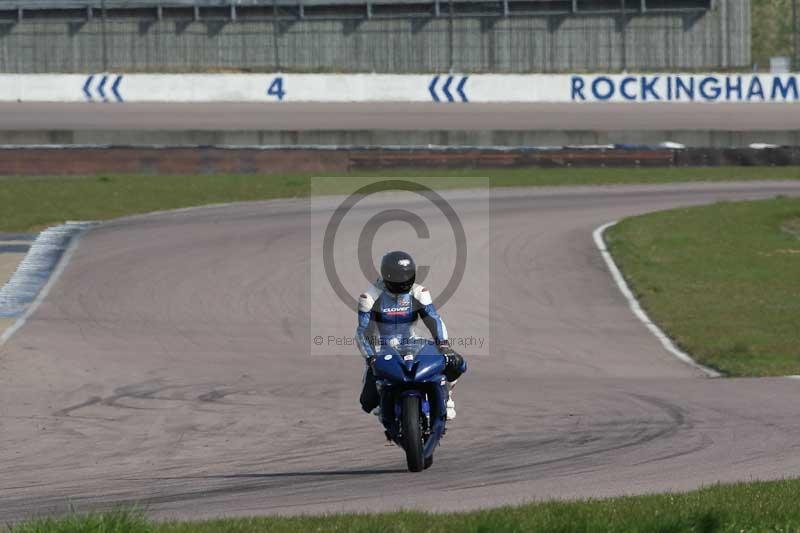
top-left (0, 0), bottom-right (749, 73)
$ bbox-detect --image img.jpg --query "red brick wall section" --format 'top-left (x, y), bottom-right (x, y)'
top-left (0, 148), bottom-right (353, 176)
top-left (0, 147), bottom-right (797, 176)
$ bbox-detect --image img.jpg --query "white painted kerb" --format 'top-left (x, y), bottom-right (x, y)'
top-left (593, 221), bottom-right (721, 378)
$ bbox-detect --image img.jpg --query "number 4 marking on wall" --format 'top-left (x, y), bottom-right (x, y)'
top-left (267, 77), bottom-right (286, 101)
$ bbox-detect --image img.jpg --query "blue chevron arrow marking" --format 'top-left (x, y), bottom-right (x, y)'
top-left (97, 75), bottom-right (108, 102)
top-left (83, 75), bottom-right (94, 102)
top-left (456, 76), bottom-right (469, 103)
top-left (428, 75), bottom-right (440, 103)
top-left (442, 75), bottom-right (454, 102)
top-left (111, 75), bottom-right (123, 102)
top-left (428, 74), bottom-right (469, 103)
top-left (82, 74), bottom-right (124, 103)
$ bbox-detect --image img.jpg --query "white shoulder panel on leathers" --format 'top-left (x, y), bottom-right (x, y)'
top-left (358, 281), bottom-right (383, 312)
top-left (411, 283), bottom-right (433, 306)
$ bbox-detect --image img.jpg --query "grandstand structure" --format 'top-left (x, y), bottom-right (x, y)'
top-left (0, 0), bottom-right (749, 73)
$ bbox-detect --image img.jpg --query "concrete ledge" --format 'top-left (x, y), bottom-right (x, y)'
top-left (1, 129), bottom-right (800, 148)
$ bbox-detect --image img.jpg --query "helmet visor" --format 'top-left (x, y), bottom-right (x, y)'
top-left (384, 276), bottom-right (415, 294)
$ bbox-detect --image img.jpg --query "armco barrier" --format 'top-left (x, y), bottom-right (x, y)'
top-left (0, 145), bottom-right (799, 176)
top-left (0, 73), bottom-right (798, 103)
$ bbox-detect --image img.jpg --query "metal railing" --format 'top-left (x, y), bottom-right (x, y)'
top-left (0, 0), bottom-right (713, 19)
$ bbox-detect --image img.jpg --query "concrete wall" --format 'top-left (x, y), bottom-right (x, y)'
top-left (2, 128), bottom-right (797, 148)
top-left (8, 73), bottom-right (798, 103)
top-left (0, 1), bottom-right (750, 73)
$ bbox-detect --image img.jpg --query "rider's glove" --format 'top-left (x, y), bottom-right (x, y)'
top-left (440, 346), bottom-right (464, 381)
top-left (366, 355), bottom-right (377, 373)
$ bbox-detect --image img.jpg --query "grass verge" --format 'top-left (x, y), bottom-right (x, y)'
top-left (605, 196), bottom-right (800, 376)
top-left (8, 478), bottom-right (800, 532)
top-left (1, 166), bottom-right (799, 232)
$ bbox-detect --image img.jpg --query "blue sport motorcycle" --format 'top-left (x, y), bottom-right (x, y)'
top-left (373, 339), bottom-right (451, 472)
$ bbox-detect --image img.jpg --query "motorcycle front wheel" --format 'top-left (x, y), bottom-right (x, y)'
top-left (402, 395), bottom-right (425, 472)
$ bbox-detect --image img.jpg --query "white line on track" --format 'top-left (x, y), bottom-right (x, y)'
top-left (0, 222), bottom-right (95, 348)
top-left (593, 221), bottom-right (721, 378)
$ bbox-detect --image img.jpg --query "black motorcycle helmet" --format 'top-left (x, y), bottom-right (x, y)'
top-left (380, 251), bottom-right (416, 294)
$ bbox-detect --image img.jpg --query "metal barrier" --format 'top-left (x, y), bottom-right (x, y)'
top-left (0, 0), bottom-right (712, 20)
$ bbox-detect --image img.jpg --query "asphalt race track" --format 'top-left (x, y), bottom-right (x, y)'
top-left (2, 182), bottom-right (800, 521)
top-left (1, 102), bottom-right (799, 131)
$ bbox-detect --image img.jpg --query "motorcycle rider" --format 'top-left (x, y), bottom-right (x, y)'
top-left (356, 250), bottom-right (466, 420)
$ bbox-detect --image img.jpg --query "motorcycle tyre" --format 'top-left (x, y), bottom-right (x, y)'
top-left (402, 396), bottom-right (425, 472)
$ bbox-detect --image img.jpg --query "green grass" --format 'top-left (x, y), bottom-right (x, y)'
top-left (9, 478), bottom-right (800, 532)
top-left (606, 196), bottom-right (800, 377)
top-left (8, 509), bottom-right (152, 533)
top-left (1, 167), bottom-right (799, 232)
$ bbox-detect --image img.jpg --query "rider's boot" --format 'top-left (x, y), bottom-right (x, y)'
top-left (446, 381), bottom-right (457, 421)
top-left (360, 367), bottom-right (381, 414)
top-left (446, 398), bottom-right (456, 420)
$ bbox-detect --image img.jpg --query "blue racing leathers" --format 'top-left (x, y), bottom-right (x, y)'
top-left (355, 279), bottom-right (448, 358)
